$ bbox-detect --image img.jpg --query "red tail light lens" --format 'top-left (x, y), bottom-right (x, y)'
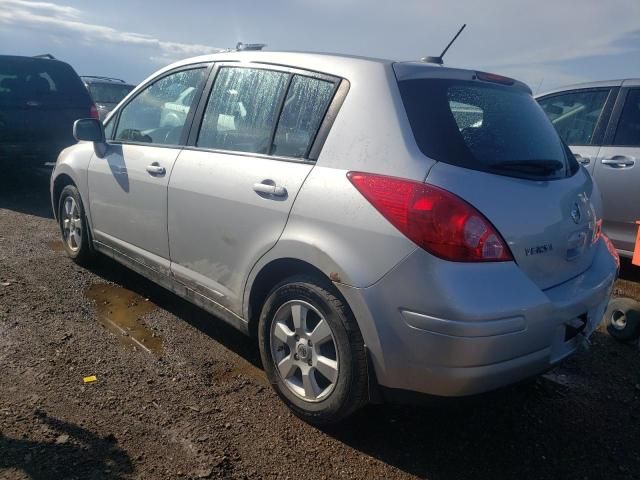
top-left (347, 172), bottom-right (512, 262)
top-left (90, 104), bottom-right (99, 120)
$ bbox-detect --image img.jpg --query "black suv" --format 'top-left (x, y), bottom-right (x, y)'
top-left (81, 76), bottom-right (135, 120)
top-left (0, 55), bottom-right (97, 168)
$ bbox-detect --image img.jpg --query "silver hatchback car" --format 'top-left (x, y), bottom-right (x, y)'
top-left (51, 51), bottom-right (618, 425)
top-left (537, 79), bottom-right (640, 257)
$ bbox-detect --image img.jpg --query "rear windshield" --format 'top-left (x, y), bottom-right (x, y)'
top-left (398, 78), bottom-right (578, 180)
top-left (0, 57), bottom-right (90, 107)
top-left (87, 83), bottom-right (134, 104)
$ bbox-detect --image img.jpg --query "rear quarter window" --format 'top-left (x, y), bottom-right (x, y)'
top-left (398, 78), bottom-right (578, 180)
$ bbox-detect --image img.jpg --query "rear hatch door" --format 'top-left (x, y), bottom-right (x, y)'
top-left (395, 64), bottom-right (599, 290)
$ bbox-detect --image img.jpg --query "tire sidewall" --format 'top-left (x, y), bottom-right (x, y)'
top-left (258, 278), bottom-right (360, 423)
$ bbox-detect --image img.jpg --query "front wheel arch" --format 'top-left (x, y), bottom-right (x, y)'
top-left (52, 174), bottom-right (76, 220)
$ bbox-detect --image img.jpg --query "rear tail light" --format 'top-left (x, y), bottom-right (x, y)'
top-left (90, 104), bottom-right (99, 120)
top-left (347, 172), bottom-right (513, 262)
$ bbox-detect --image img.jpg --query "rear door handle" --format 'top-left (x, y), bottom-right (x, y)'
top-left (253, 181), bottom-right (287, 197)
top-left (601, 156), bottom-right (635, 168)
top-left (146, 162), bottom-right (166, 176)
top-left (574, 154), bottom-right (591, 166)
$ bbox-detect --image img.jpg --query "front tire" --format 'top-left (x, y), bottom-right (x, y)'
top-left (258, 275), bottom-right (368, 425)
top-left (58, 185), bottom-right (93, 265)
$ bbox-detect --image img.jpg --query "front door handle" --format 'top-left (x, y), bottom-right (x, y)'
top-left (574, 153), bottom-right (591, 166)
top-left (601, 156), bottom-right (635, 168)
top-left (146, 162), bottom-right (166, 176)
top-left (253, 181), bottom-right (287, 197)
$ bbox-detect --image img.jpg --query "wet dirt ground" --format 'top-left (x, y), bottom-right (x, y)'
top-left (1, 171), bottom-right (639, 480)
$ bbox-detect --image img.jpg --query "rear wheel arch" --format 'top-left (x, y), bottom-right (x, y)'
top-left (246, 258), bottom-right (353, 338)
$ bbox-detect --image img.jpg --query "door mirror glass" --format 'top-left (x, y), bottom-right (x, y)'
top-left (73, 118), bottom-right (105, 142)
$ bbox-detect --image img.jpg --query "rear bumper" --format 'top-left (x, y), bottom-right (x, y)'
top-left (337, 238), bottom-right (617, 397)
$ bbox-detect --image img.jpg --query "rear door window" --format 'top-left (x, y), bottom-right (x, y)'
top-left (398, 78), bottom-right (576, 180)
top-left (538, 89), bottom-right (610, 145)
top-left (197, 67), bottom-right (289, 154)
top-left (272, 75), bottom-right (335, 158)
top-left (0, 57), bottom-right (90, 107)
top-left (613, 89), bottom-right (640, 146)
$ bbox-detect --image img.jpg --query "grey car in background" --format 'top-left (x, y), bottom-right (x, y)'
top-left (51, 51), bottom-right (618, 424)
top-left (537, 80), bottom-right (640, 257)
top-left (81, 76), bottom-right (135, 120)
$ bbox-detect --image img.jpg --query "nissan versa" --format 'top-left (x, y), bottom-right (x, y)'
top-left (50, 51), bottom-right (618, 425)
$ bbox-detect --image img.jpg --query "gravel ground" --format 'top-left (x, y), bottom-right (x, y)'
top-left (1, 171), bottom-right (639, 480)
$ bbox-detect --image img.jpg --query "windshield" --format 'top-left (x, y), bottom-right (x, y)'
top-left (0, 57), bottom-right (90, 107)
top-left (87, 83), bottom-right (134, 104)
top-left (397, 78), bottom-right (578, 180)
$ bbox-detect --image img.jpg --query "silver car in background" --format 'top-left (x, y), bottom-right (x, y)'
top-left (537, 79), bottom-right (640, 257)
top-left (51, 51), bottom-right (618, 424)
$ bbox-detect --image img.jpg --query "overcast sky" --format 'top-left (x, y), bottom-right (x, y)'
top-left (1, 0), bottom-right (639, 93)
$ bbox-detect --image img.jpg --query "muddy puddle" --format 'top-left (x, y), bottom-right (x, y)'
top-left (47, 240), bottom-right (65, 252)
top-left (85, 284), bottom-right (163, 355)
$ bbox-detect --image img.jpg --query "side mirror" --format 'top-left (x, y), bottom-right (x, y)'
top-left (73, 118), bottom-right (108, 157)
top-left (73, 118), bottom-right (104, 142)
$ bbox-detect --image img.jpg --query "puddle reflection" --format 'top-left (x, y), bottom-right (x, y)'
top-left (85, 283), bottom-right (163, 355)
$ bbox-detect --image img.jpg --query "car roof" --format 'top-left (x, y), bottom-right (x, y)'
top-left (160, 50), bottom-right (393, 76)
top-left (536, 78), bottom-right (640, 98)
top-left (146, 50), bottom-right (530, 92)
top-left (0, 54), bottom-right (73, 69)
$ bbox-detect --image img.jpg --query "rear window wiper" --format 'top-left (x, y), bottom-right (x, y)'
top-left (487, 159), bottom-right (564, 176)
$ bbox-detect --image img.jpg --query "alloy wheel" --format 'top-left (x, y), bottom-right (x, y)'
top-left (62, 196), bottom-right (82, 252)
top-left (270, 300), bottom-right (339, 402)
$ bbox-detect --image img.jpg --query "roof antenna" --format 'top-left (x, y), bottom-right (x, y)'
top-left (422, 24), bottom-right (466, 65)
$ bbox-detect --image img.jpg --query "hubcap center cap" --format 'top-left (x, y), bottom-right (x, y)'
top-left (296, 343), bottom-right (310, 361)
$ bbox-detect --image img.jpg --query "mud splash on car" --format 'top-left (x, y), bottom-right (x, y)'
top-left (85, 283), bottom-right (163, 355)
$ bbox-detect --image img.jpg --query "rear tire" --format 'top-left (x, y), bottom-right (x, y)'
top-left (603, 297), bottom-right (640, 343)
top-left (258, 275), bottom-right (368, 425)
top-left (57, 185), bottom-right (94, 266)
